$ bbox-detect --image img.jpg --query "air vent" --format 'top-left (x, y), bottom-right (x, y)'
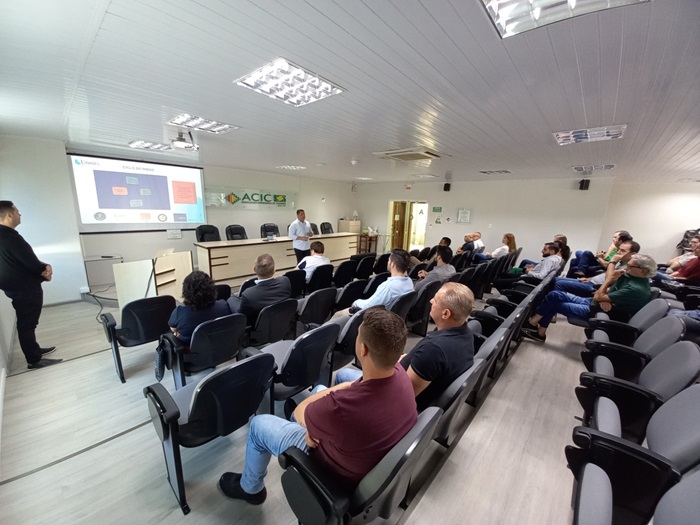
top-left (479, 170), bottom-right (512, 175)
top-left (372, 147), bottom-right (442, 162)
top-left (572, 165), bottom-right (615, 174)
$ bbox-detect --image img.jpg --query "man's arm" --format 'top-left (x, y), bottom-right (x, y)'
top-left (405, 366), bottom-right (431, 396)
top-left (294, 381), bottom-right (353, 427)
top-left (593, 269), bottom-right (624, 304)
top-left (353, 280), bottom-right (391, 310)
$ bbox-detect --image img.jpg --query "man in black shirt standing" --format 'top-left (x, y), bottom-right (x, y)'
top-left (0, 201), bottom-right (61, 369)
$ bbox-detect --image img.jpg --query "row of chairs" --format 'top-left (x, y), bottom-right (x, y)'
top-left (558, 292), bottom-right (700, 523)
top-left (195, 222), bottom-right (335, 242)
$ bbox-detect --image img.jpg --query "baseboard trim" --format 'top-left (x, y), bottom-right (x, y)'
top-left (0, 366), bottom-right (6, 478)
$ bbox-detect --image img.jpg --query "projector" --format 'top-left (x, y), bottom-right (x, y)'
top-left (171, 131), bottom-right (200, 151)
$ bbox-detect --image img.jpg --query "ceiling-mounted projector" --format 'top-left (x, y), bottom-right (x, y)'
top-left (171, 131), bottom-right (200, 151)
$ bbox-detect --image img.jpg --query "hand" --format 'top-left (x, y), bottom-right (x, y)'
top-left (607, 269), bottom-right (625, 284)
top-left (41, 264), bottom-right (53, 281)
top-left (578, 277), bottom-right (591, 283)
top-left (596, 250), bottom-right (606, 258)
top-left (600, 302), bottom-right (612, 312)
top-left (418, 270), bottom-right (426, 278)
top-left (305, 432), bottom-right (319, 449)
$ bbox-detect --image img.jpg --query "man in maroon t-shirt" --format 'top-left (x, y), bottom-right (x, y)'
top-left (663, 240), bottom-right (700, 282)
top-left (218, 308), bottom-right (417, 504)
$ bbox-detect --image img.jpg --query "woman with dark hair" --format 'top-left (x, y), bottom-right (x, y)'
top-left (168, 270), bottom-right (230, 344)
top-left (553, 234), bottom-right (571, 262)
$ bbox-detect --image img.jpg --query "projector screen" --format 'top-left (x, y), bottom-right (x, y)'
top-left (69, 154), bottom-right (206, 233)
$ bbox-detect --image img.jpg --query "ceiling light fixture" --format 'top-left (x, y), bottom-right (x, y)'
top-left (171, 131), bottom-right (200, 151)
top-left (553, 124), bottom-right (627, 145)
top-left (168, 113), bottom-right (239, 134)
top-left (480, 0), bottom-right (649, 38)
top-left (478, 169), bottom-right (512, 175)
top-left (128, 140), bottom-right (172, 151)
top-left (571, 164), bottom-right (615, 174)
top-left (354, 177), bottom-right (373, 181)
top-left (235, 57), bottom-right (344, 108)
top-left (276, 165), bottom-right (307, 170)
top-left (412, 173), bottom-right (438, 179)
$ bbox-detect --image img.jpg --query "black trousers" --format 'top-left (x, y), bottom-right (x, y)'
top-left (294, 248), bottom-right (311, 263)
top-left (4, 286), bottom-right (44, 365)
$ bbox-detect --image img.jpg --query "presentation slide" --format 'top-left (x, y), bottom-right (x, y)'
top-left (69, 155), bottom-right (206, 233)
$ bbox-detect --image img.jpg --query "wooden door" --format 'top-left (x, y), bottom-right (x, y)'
top-left (390, 201), bottom-right (408, 250)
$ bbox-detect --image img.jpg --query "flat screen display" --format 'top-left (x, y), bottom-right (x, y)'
top-left (69, 154), bottom-right (206, 233)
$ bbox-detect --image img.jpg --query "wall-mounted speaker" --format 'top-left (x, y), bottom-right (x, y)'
top-left (579, 179), bottom-right (590, 191)
top-left (443, 183), bottom-right (451, 192)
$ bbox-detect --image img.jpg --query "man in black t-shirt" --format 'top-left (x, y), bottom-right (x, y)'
top-left (400, 282), bottom-right (475, 411)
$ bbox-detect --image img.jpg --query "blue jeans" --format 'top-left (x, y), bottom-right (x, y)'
top-left (334, 367), bottom-right (362, 385)
top-left (240, 415), bottom-right (308, 494)
top-left (670, 308), bottom-right (700, 321)
top-left (535, 291), bottom-right (591, 328)
top-left (554, 277), bottom-right (595, 297)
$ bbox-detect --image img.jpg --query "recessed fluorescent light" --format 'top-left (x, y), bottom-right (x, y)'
top-left (572, 164), bottom-right (615, 173)
top-left (235, 57), bottom-right (344, 108)
top-left (354, 177), bottom-right (373, 181)
top-left (128, 140), bottom-right (172, 151)
top-left (412, 173), bottom-right (438, 179)
top-left (276, 165), bottom-right (307, 170)
top-left (168, 113), bottom-right (239, 134)
top-left (480, 0), bottom-right (650, 38)
top-left (478, 170), bottom-right (512, 175)
top-left (554, 124), bottom-right (627, 146)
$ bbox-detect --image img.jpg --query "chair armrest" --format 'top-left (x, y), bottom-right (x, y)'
top-left (160, 332), bottom-right (187, 354)
top-left (143, 382), bottom-right (180, 425)
top-left (100, 312), bottom-right (117, 342)
top-left (586, 318), bottom-right (641, 346)
top-left (279, 447), bottom-right (352, 524)
top-left (581, 340), bottom-right (650, 380)
top-left (471, 310), bottom-right (505, 337)
top-left (501, 289), bottom-right (528, 303)
top-left (241, 346), bottom-right (264, 358)
top-left (486, 297), bottom-right (518, 317)
top-left (513, 282), bottom-right (536, 293)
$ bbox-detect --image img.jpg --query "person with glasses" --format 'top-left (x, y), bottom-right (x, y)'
top-left (654, 236), bottom-right (700, 283)
top-left (665, 235), bottom-right (700, 273)
top-left (522, 254), bottom-right (656, 342)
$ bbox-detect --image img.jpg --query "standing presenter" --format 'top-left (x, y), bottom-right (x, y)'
top-left (0, 201), bottom-right (61, 369)
top-left (288, 209), bottom-right (314, 263)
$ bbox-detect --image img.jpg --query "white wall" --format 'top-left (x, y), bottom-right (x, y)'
top-left (0, 136), bottom-right (87, 304)
top-left (355, 177), bottom-right (615, 262)
top-left (599, 183), bottom-right (700, 263)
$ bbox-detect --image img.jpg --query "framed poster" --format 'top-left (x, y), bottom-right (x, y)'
top-left (457, 209), bottom-right (471, 223)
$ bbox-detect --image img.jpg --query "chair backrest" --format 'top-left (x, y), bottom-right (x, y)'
top-left (306, 264), bottom-right (334, 294)
top-left (117, 295), bottom-right (177, 346)
top-left (214, 284), bottom-right (231, 301)
top-left (354, 255), bottom-right (376, 280)
top-left (458, 266), bottom-right (477, 289)
top-left (654, 468), bottom-right (700, 525)
top-left (284, 269), bottom-right (307, 298)
top-left (417, 247), bottom-right (431, 261)
top-left (320, 222), bottom-right (333, 234)
top-left (238, 277), bottom-right (257, 297)
top-left (333, 259), bottom-right (358, 288)
top-left (450, 252), bottom-right (463, 270)
top-left (195, 224), bottom-right (221, 242)
top-left (260, 223), bottom-right (280, 238)
top-left (335, 280), bottom-right (368, 312)
top-left (299, 288), bottom-right (337, 327)
top-left (447, 272), bottom-right (462, 283)
top-left (335, 310), bottom-right (366, 355)
top-left (363, 272), bottom-right (390, 299)
top-left (407, 279), bottom-right (442, 324)
top-left (632, 315), bottom-right (686, 360)
top-left (349, 407), bottom-right (443, 520)
top-left (638, 341), bottom-right (700, 401)
top-left (408, 263), bottom-right (427, 280)
top-left (373, 253), bottom-right (390, 275)
top-left (186, 313), bottom-right (248, 372)
top-left (252, 299), bottom-right (298, 345)
top-left (629, 298), bottom-right (671, 331)
top-left (187, 353), bottom-right (275, 437)
top-left (309, 222), bottom-right (319, 235)
top-left (225, 224), bottom-right (248, 240)
top-left (278, 323), bottom-right (341, 387)
top-left (390, 290), bottom-right (418, 322)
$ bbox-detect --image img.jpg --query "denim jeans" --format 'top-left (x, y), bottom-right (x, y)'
top-left (240, 415), bottom-right (308, 494)
top-left (553, 277), bottom-right (595, 297)
top-left (535, 291), bottom-right (591, 328)
top-left (334, 367), bottom-right (362, 385)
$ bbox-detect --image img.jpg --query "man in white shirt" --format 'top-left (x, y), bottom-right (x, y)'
top-left (472, 232), bottom-right (485, 251)
top-left (288, 209), bottom-right (314, 262)
top-left (297, 241), bottom-right (331, 283)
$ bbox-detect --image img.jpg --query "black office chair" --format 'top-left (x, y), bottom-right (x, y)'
top-left (101, 295), bottom-right (177, 383)
top-left (214, 284), bottom-right (231, 301)
top-left (332, 259), bottom-right (358, 288)
top-left (320, 222), bottom-right (333, 234)
top-left (284, 269), bottom-right (307, 298)
top-left (260, 223), bottom-right (280, 238)
top-left (143, 353), bottom-right (275, 515)
top-left (373, 253), bottom-right (390, 275)
top-left (278, 407), bottom-right (443, 525)
top-left (225, 224), bottom-right (248, 240)
top-left (310, 222), bottom-right (320, 235)
top-left (297, 288), bottom-right (337, 334)
top-left (237, 277), bottom-right (257, 297)
top-left (363, 272), bottom-right (390, 299)
top-left (248, 298), bottom-right (298, 347)
top-left (354, 255), bottom-right (376, 280)
top-left (416, 246), bottom-right (431, 261)
top-left (408, 263), bottom-right (427, 280)
top-left (334, 280), bottom-right (368, 312)
top-left (406, 279), bottom-right (443, 336)
top-left (390, 290), bottom-right (418, 322)
top-left (169, 313), bottom-right (248, 389)
top-left (195, 224), bottom-right (221, 242)
top-left (305, 264), bottom-right (334, 294)
top-left (330, 310), bottom-right (366, 372)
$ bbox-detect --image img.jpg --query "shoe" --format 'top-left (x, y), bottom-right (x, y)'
top-left (27, 358), bottom-right (63, 369)
top-left (40, 346), bottom-right (57, 355)
top-left (521, 328), bottom-right (546, 342)
top-left (218, 472), bottom-right (267, 505)
top-left (284, 398), bottom-right (297, 421)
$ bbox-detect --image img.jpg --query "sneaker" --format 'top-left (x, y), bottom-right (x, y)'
top-left (27, 358), bottom-right (63, 369)
top-left (218, 472), bottom-right (267, 505)
top-left (284, 398), bottom-right (298, 421)
top-left (521, 328), bottom-right (546, 342)
top-left (40, 346), bottom-right (57, 355)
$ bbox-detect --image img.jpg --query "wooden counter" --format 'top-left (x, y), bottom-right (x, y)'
top-left (195, 232), bottom-right (359, 284)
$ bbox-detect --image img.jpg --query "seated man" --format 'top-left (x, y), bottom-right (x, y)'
top-left (494, 242), bottom-right (563, 291)
top-left (522, 254), bottom-right (656, 342)
top-left (336, 282), bottom-right (475, 411)
top-left (296, 241), bottom-right (330, 283)
top-left (227, 254), bottom-right (291, 326)
top-left (217, 308), bottom-right (417, 504)
top-left (414, 246), bottom-right (456, 292)
top-left (472, 232), bottom-right (485, 251)
top-left (553, 241), bottom-right (639, 298)
top-left (409, 237), bottom-right (451, 269)
top-left (665, 236), bottom-right (699, 273)
top-left (456, 233), bottom-right (475, 254)
top-left (348, 249), bottom-right (413, 313)
top-left (567, 230), bottom-right (633, 277)
top-left (654, 236), bottom-right (700, 283)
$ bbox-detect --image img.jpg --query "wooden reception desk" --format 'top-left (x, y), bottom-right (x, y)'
top-left (195, 232), bottom-right (359, 284)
